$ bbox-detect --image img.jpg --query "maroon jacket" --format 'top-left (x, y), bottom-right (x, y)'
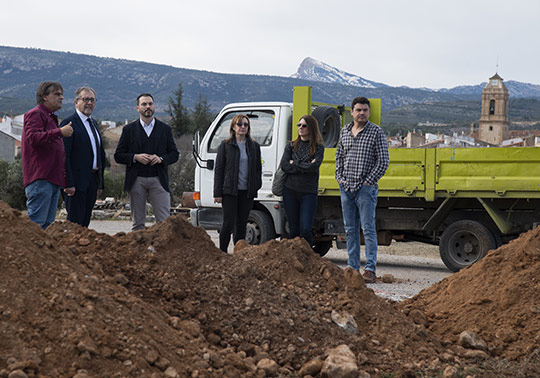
top-left (22, 104), bottom-right (66, 187)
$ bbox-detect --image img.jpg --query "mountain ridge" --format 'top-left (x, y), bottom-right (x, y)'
top-left (292, 56), bottom-right (540, 98)
top-left (1, 46), bottom-right (539, 123)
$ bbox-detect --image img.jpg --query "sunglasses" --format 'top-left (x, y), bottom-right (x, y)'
top-left (79, 97), bottom-right (97, 103)
top-left (236, 122), bottom-right (249, 127)
top-left (296, 123), bottom-right (308, 128)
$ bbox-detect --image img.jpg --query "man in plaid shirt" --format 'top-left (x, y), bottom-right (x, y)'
top-left (335, 96), bottom-right (389, 283)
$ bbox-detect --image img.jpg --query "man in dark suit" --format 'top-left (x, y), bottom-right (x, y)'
top-left (114, 93), bottom-right (179, 231)
top-left (61, 86), bottom-right (105, 227)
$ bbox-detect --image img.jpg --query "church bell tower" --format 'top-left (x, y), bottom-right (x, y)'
top-left (478, 73), bottom-right (509, 145)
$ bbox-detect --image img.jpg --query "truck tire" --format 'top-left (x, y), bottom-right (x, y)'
top-left (246, 210), bottom-right (276, 245)
top-left (313, 240), bottom-right (333, 257)
top-left (312, 106), bottom-right (340, 148)
top-left (439, 220), bottom-right (497, 272)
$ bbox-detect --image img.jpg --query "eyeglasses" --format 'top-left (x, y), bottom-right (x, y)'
top-left (79, 97), bottom-right (97, 103)
top-left (296, 123), bottom-right (308, 128)
top-left (236, 122), bottom-right (249, 127)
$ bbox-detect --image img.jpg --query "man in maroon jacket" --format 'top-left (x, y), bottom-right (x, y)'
top-left (22, 81), bottom-right (73, 229)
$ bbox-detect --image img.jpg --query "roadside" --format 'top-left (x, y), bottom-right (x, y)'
top-left (88, 219), bottom-right (451, 300)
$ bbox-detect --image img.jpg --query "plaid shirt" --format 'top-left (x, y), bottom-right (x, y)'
top-left (335, 121), bottom-right (389, 191)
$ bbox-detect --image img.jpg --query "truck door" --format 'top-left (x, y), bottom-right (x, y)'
top-left (198, 107), bottom-right (282, 208)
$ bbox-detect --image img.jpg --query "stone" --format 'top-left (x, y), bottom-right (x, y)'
top-left (155, 357), bottom-right (171, 371)
top-left (256, 358), bottom-right (279, 377)
top-left (164, 367), bottom-right (178, 378)
top-left (234, 240), bottom-right (249, 252)
top-left (299, 359), bottom-right (323, 377)
top-left (356, 352), bottom-right (368, 365)
top-left (331, 310), bottom-right (359, 335)
top-left (343, 268), bottom-right (363, 290)
top-left (442, 366), bottom-right (459, 378)
top-left (321, 344), bottom-right (358, 378)
top-left (78, 238), bottom-right (91, 246)
top-left (7, 371), bottom-right (28, 378)
top-left (462, 349), bottom-right (489, 359)
top-left (208, 351), bottom-right (224, 369)
top-left (321, 268), bottom-right (332, 281)
top-left (382, 274), bottom-right (395, 283)
top-left (408, 309), bottom-right (428, 327)
top-left (169, 316), bottom-right (181, 329)
top-left (207, 333), bottom-right (221, 345)
top-left (440, 352), bottom-right (455, 363)
top-left (77, 337), bottom-right (99, 356)
top-left (145, 349), bottom-right (159, 365)
top-left (458, 331), bottom-right (488, 351)
top-left (179, 320), bottom-right (201, 338)
top-left (73, 371), bottom-right (91, 378)
top-left (292, 258), bottom-right (305, 272)
top-left (113, 273), bottom-right (129, 286)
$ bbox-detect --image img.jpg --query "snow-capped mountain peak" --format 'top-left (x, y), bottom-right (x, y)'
top-left (291, 57), bottom-right (388, 88)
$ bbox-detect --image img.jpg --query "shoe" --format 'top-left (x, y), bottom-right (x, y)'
top-left (362, 270), bottom-right (376, 284)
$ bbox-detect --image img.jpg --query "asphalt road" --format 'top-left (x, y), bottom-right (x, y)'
top-left (88, 220), bottom-right (452, 301)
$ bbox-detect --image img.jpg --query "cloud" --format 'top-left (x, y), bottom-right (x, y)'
top-left (1, 0), bottom-right (539, 87)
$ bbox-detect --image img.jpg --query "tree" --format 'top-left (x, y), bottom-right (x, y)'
top-left (191, 93), bottom-right (215, 135)
top-left (167, 82), bottom-right (191, 136)
top-left (0, 158), bottom-right (26, 210)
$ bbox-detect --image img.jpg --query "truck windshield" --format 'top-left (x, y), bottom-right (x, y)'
top-left (208, 110), bottom-right (275, 152)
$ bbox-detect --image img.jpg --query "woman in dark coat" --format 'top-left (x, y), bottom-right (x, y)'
top-left (214, 114), bottom-right (262, 252)
top-left (280, 114), bottom-right (324, 247)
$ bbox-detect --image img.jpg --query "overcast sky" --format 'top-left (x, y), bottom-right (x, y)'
top-left (2, 0), bottom-right (539, 88)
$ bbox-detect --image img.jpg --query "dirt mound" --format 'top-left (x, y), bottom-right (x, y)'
top-left (402, 226), bottom-right (540, 361)
top-left (1, 200), bottom-right (538, 377)
top-left (0, 204), bottom-right (208, 377)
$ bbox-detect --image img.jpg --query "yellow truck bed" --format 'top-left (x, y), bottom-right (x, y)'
top-left (319, 146), bottom-right (540, 200)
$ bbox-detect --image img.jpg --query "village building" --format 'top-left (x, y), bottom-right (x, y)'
top-left (477, 73), bottom-right (509, 145)
top-left (0, 115), bottom-right (23, 161)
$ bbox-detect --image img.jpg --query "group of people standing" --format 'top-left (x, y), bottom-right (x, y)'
top-left (21, 81), bottom-right (388, 283)
top-left (21, 81), bottom-right (178, 232)
top-left (213, 97), bottom-right (389, 284)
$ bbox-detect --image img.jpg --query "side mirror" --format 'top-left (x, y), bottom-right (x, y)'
top-left (193, 131), bottom-right (200, 155)
top-left (192, 131), bottom-right (214, 170)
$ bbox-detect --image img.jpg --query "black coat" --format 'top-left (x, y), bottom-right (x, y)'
top-left (280, 140), bottom-right (324, 194)
top-left (214, 137), bottom-right (262, 198)
top-left (114, 119), bottom-right (179, 192)
top-left (61, 112), bottom-right (106, 190)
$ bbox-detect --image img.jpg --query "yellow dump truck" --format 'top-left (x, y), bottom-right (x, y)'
top-left (191, 86), bottom-right (540, 271)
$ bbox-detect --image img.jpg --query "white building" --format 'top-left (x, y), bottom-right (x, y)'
top-left (0, 115), bottom-right (23, 161)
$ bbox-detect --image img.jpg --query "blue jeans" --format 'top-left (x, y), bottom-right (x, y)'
top-left (340, 184), bottom-right (378, 273)
top-left (282, 186), bottom-right (318, 246)
top-left (25, 180), bottom-right (60, 229)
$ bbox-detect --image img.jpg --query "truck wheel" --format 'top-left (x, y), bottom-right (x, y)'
top-left (313, 240), bottom-right (332, 257)
top-left (439, 220), bottom-right (497, 272)
top-left (246, 210), bottom-right (276, 245)
top-left (312, 106), bottom-right (340, 148)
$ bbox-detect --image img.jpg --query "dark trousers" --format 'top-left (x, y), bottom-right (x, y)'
top-left (282, 186), bottom-right (318, 246)
top-left (65, 173), bottom-right (98, 227)
top-left (219, 190), bottom-right (253, 252)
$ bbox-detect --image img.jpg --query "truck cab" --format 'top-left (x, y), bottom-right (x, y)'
top-left (191, 101), bottom-right (293, 244)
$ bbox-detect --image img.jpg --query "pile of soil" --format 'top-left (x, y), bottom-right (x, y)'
top-left (0, 200), bottom-right (538, 377)
top-left (402, 225), bottom-right (540, 362)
